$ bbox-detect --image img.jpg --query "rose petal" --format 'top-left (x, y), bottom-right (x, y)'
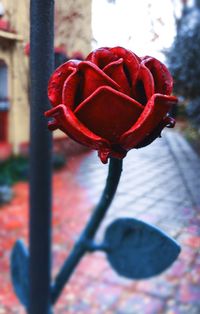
top-left (133, 64), bottom-right (154, 105)
top-left (74, 86), bottom-right (143, 143)
top-left (142, 57), bottom-right (173, 95)
top-left (111, 47), bottom-right (141, 62)
top-left (103, 58), bottom-right (131, 96)
top-left (62, 69), bottom-right (81, 110)
top-left (86, 47), bottom-right (119, 68)
top-left (98, 147), bottom-right (127, 164)
top-left (78, 61), bottom-right (121, 100)
top-left (110, 47), bottom-right (140, 87)
top-left (120, 94), bottom-right (178, 150)
top-left (48, 60), bottom-right (80, 106)
top-left (135, 116), bottom-right (176, 148)
top-left (45, 104), bottom-right (110, 151)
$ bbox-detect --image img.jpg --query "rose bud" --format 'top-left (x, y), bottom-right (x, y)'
top-left (45, 47), bottom-right (177, 164)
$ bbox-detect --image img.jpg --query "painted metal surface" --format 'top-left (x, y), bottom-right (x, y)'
top-left (9, 2), bottom-right (181, 313)
top-left (46, 47), bottom-right (177, 164)
top-left (11, 240), bottom-right (29, 308)
top-left (51, 158), bottom-right (123, 304)
top-left (104, 218), bottom-right (181, 279)
top-left (29, 0), bottom-right (54, 313)
top-left (10, 156), bottom-right (181, 312)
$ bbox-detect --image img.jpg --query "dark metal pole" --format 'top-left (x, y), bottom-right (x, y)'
top-left (29, 1), bottom-right (54, 313)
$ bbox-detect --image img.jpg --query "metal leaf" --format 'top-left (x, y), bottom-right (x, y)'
top-left (104, 218), bottom-right (181, 279)
top-left (10, 240), bottom-right (29, 307)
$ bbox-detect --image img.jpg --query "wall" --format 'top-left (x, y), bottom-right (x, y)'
top-left (0, 0), bottom-right (92, 154)
top-left (55, 0), bottom-right (92, 57)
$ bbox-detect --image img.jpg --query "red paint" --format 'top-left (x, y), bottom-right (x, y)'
top-left (71, 51), bottom-right (84, 60)
top-left (0, 19), bottom-right (16, 33)
top-left (0, 19), bottom-right (10, 32)
top-left (54, 45), bottom-right (66, 55)
top-left (0, 111), bottom-right (11, 160)
top-left (0, 142), bottom-right (12, 161)
top-left (0, 111), bottom-right (8, 142)
top-left (45, 47), bottom-right (177, 163)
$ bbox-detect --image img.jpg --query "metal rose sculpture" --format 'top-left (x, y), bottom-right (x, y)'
top-left (45, 47), bottom-right (177, 163)
top-left (11, 47), bottom-right (181, 311)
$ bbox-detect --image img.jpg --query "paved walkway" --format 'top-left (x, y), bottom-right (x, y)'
top-left (0, 130), bottom-right (200, 313)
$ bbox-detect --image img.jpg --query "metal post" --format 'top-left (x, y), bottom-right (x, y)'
top-left (29, 1), bottom-right (54, 313)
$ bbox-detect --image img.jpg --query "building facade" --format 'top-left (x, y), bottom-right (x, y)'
top-left (0, 0), bottom-right (92, 159)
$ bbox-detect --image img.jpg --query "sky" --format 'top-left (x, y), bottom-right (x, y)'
top-left (92, 0), bottom-right (184, 62)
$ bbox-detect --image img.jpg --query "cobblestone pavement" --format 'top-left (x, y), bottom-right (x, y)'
top-left (0, 130), bottom-right (200, 313)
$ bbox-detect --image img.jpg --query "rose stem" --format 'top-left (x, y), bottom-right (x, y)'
top-left (51, 157), bottom-right (123, 304)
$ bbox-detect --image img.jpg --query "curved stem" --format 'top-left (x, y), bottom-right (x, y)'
top-left (83, 157), bottom-right (123, 239)
top-left (51, 157), bottom-right (123, 304)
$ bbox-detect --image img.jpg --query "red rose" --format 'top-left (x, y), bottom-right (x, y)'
top-left (45, 47), bottom-right (177, 163)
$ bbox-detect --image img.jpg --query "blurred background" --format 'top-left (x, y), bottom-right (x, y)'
top-left (0, 0), bottom-right (200, 313)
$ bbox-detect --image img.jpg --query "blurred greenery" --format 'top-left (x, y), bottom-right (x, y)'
top-left (183, 123), bottom-right (200, 154)
top-left (0, 156), bottom-right (29, 186)
top-left (52, 153), bottom-right (66, 170)
top-left (166, 0), bottom-right (200, 127)
top-left (166, 1), bottom-right (200, 98)
top-left (175, 99), bottom-right (188, 119)
top-left (0, 153), bottom-right (66, 186)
